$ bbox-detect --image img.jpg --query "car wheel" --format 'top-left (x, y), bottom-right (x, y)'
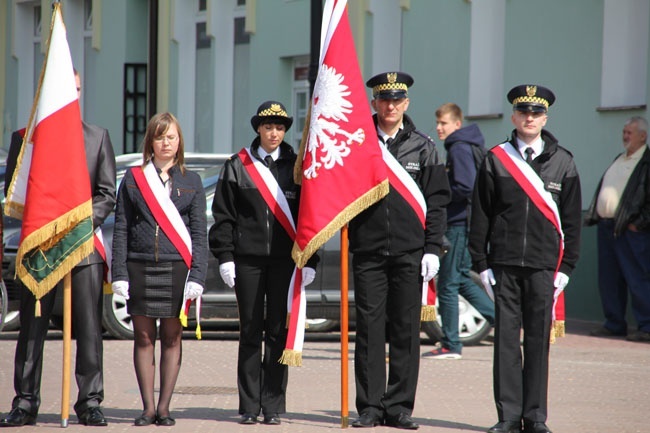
top-left (2, 309), bottom-right (20, 331)
top-left (102, 294), bottom-right (134, 339)
top-left (305, 318), bottom-right (339, 332)
top-left (421, 295), bottom-right (492, 346)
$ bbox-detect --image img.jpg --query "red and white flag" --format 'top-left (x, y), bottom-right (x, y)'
top-left (292, 0), bottom-right (388, 268)
top-left (4, 3), bottom-right (93, 309)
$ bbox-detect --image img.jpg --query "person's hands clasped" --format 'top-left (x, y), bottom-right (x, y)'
top-left (219, 262), bottom-right (236, 288)
top-left (184, 281), bottom-right (204, 301)
top-left (111, 280), bottom-right (130, 300)
top-left (480, 269), bottom-right (496, 300)
top-left (420, 253), bottom-right (440, 282)
top-left (553, 272), bottom-right (569, 301)
top-left (302, 267), bottom-right (316, 286)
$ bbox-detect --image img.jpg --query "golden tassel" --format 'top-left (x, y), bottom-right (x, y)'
top-left (35, 299), bottom-right (41, 317)
top-left (420, 305), bottom-right (437, 322)
top-left (195, 323), bottom-right (202, 340)
top-left (179, 311), bottom-right (188, 327)
top-left (554, 320), bottom-right (565, 338)
top-left (279, 349), bottom-right (302, 367)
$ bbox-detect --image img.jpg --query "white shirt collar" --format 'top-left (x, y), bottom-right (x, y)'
top-left (377, 124), bottom-right (403, 144)
top-left (256, 145), bottom-right (280, 161)
top-left (516, 136), bottom-right (544, 160)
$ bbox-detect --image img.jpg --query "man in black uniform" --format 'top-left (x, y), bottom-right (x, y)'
top-left (469, 85), bottom-right (581, 433)
top-left (349, 72), bottom-right (450, 430)
top-left (0, 70), bottom-right (116, 427)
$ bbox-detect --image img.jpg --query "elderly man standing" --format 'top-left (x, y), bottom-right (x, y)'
top-left (585, 116), bottom-right (650, 343)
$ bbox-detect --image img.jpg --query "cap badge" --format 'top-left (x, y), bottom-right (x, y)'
top-left (387, 72), bottom-right (397, 83)
top-left (526, 86), bottom-right (537, 97)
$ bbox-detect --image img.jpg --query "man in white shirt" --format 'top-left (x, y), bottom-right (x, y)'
top-left (584, 116), bottom-right (650, 343)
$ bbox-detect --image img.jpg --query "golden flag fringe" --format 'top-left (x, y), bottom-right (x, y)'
top-left (15, 200), bottom-right (94, 306)
top-left (291, 180), bottom-right (389, 269)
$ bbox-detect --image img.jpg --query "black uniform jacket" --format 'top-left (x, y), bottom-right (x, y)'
top-left (469, 129), bottom-right (581, 276)
top-left (584, 146), bottom-right (650, 236)
top-left (348, 114), bottom-right (451, 257)
top-left (209, 140), bottom-right (319, 268)
top-left (111, 164), bottom-right (208, 286)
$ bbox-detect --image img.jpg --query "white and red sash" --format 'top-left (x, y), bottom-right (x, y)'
top-left (380, 143), bottom-right (436, 320)
top-left (131, 162), bottom-right (202, 338)
top-left (94, 228), bottom-right (112, 293)
top-left (491, 142), bottom-right (566, 339)
top-left (238, 148), bottom-right (306, 366)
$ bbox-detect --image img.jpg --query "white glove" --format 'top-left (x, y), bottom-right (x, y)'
top-left (219, 262), bottom-right (236, 288)
top-left (111, 280), bottom-right (130, 300)
top-left (184, 281), bottom-right (204, 301)
top-left (553, 272), bottom-right (569, 300)
top-left (420, 253), bottom-right (440, 282)
top-left (302, 267), bottom-right (316, 286)
top-left (480, 269), bottom-right (496, 300)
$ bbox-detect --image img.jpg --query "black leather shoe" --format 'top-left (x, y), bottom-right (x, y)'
top-left (155, 414), bottom-right (176, 426)
top-left (134, 413), bottom-right (156, 426)
top-left (351, 412), bottom-right (383, 428)
top-left (523, 422), bottom-right (552, 433)
top-left (0, 408), bottom-right (37, 427)
top-left (79, 407), bottom-right (107, 426)
top-left (239, 413), bottom-right (258, 425)
top-left (487, 421), bottom-right (521, 433)
top-left (385, 413), bottom-right (419, 430)
top-left (263, 414), bottom-right (281, 425)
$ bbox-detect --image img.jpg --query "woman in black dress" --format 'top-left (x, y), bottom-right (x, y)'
top-left (111, 112), bottom-right (207, 426)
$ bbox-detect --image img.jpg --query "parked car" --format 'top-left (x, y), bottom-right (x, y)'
top-left (2, 153), bottom-right (491, 345)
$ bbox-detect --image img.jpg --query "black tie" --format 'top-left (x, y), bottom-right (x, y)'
top-left (264, 155), bottom-right (278, 179)
top-left (525, 147), bottom-right (534, 165)
top-left (385, 137), bottom-right (394, 146)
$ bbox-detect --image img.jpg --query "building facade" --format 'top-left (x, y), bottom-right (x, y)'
top-left (2, 0), bottom-right (650, 323)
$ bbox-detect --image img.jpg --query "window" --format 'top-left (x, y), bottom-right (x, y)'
top-left (467, 0), bottom-right (505, 118)
top-left (599, 0), bottom-right (649, 109)
top-left (292, 57), bottom-right (310, 150)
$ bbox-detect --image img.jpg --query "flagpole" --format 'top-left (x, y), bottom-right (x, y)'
top-left (340, 226), bottom-right (349, 428)
top-left (61, 272), bottom-right (72, 427)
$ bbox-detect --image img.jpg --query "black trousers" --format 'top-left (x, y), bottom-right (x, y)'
top-left (234, 256), bottom-right (293, 416)
top-left (11, 264), bottom-right (104, 417)
top-left (352, 250), bottom-right (422, 418)
top-left (492, 266), bottom-right (554, 425)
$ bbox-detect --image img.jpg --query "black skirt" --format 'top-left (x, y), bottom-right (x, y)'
top-left (126, 260), bottom-right (188, 318)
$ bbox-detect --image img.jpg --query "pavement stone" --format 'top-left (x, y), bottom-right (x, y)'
top-left (0, 319), bottom-right (648, 433)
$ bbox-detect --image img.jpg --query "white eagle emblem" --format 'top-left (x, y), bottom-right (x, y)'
top-left (303, 64), bottom-right (366, 179)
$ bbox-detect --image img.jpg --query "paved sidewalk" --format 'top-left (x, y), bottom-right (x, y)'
top-left (0, 320), bottom-right (647, 433)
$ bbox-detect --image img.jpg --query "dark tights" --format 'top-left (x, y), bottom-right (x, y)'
top-left (132, 315), bottom-right (183, 418)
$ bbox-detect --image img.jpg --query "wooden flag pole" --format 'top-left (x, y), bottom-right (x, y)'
top-left (61, 272), bottom-right (72, 427)
top-left (340, 226), bottom-right (349, 428)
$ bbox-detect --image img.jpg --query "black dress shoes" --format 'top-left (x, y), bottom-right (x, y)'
top-left (351, 412), bottom-right (383, 428)
top-left (523, 422), bottom-right (552, 433)
top-left (239, 413), bottom-right (258, 424)
top-left (155, 414), bottom-right (176, 426)
top-left (487, 421), bottom-right (522, 433)
top-left (263, 414), bottom-right (281, 425)
top-left (384, 413), bottom-right (419, 430)
top-left (79, 407), bottom-right (107, 426)
top-left (134, 413), bottom-right (156, 426)
top-left (0, 408), bottom-right (37, 427)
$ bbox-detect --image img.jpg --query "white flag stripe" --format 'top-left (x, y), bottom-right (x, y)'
top-left (34, 10), bottom-right (78, 127)
top-left (319, 0), bottom-right (346, 65)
